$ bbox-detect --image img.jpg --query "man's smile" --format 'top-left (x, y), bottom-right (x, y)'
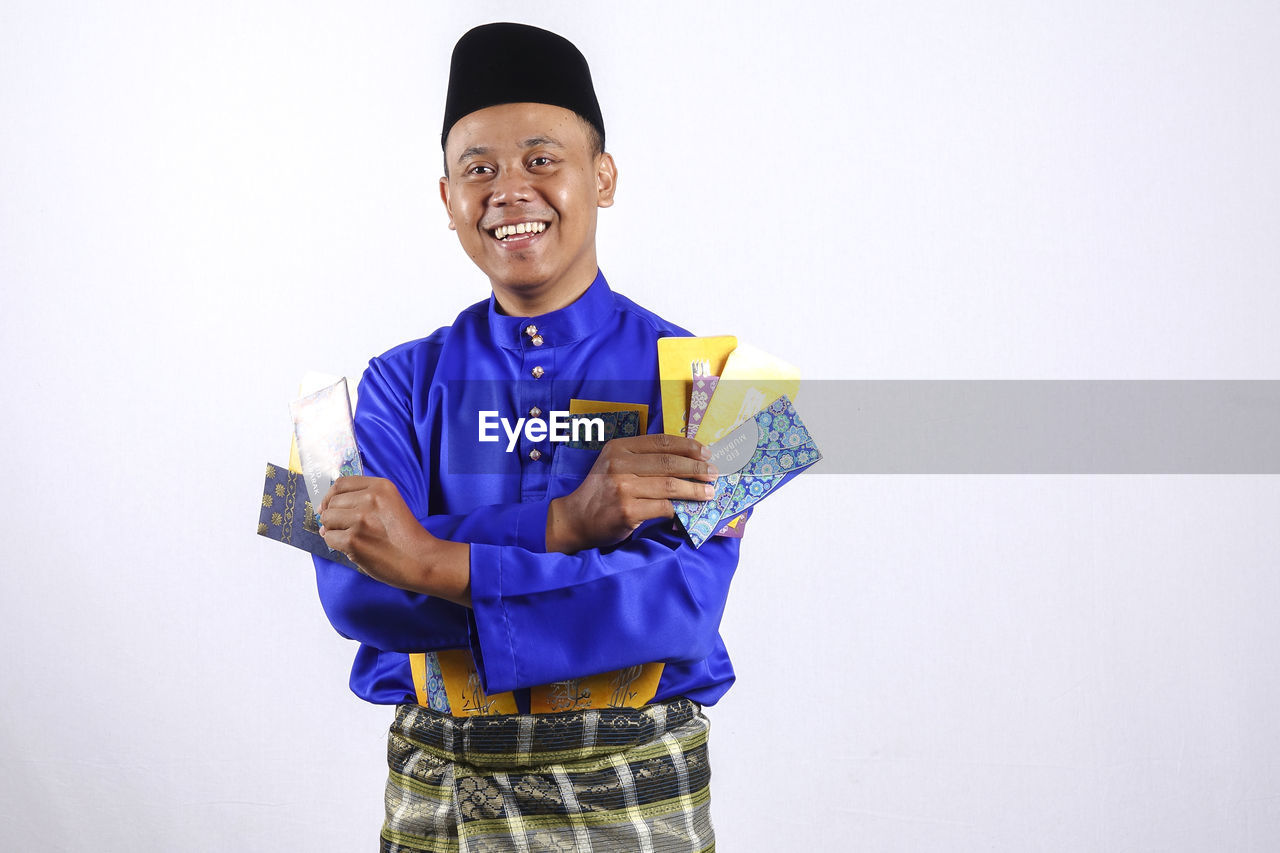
top-left (488, 220), bottom-right (549, 244)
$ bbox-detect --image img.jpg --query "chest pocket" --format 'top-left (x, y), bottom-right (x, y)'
top-left (547, 446), bottom-right (601, 500)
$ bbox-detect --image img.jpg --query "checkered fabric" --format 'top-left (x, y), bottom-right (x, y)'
top-left (381, 698), bottom-right (715, 852)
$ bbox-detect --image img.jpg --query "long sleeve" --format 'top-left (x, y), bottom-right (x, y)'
top-left (313, 346), bottom-right (552, 652)
top-left (468, 520), bottom-right (738, 693)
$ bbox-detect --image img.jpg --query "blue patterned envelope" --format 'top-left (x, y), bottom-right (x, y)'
top-left (565, 410), bottom-right (641, 450)
top-left (673, 395), bottom-right (821, 548)
top-left (256, 462), bottom-right (359, 571)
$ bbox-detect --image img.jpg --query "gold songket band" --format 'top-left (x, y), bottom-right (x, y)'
top-left (409, 650), bottom-right (664, 716)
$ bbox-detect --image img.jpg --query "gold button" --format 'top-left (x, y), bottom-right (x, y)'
top-left (528, 448), bottom-right (542, 461)
top-left (525, 324), bottom-right (539, 337)
top-left (531, 334), bottom-right (544, 347)
top-left (531, 366), bottom-right (544, 379)
top-left (529, 406), bottom-right (543, 418)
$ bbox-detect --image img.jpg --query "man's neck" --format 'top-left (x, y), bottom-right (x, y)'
top-left (490, 272), bottom-right (598, 318)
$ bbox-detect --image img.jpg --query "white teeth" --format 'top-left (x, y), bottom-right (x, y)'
top-left (492, 222), bottom-right (546, 240)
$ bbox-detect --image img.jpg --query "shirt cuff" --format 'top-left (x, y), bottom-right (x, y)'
top-left (467, 543), bottom-right (519, 693)
top-left (512, 498), bottom-right (551, 553)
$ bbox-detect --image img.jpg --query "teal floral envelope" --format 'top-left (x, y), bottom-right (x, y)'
top-left (565, 410), bottom-right (641, 450)
top-left (674, 395), bottom-right (821, 547)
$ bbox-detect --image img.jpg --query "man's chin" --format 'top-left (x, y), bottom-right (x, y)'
top-left (489, 274), bottom-right (552, 294)
top-left (480, 251), bottom-right (549, 286)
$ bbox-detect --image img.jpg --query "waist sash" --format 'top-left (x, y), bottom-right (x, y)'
top-left (382, 698), bottom-right (714, 853)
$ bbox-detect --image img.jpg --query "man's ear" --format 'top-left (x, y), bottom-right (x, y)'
top-left (596, 152), bottom-right (617, 209)
top-left (439, 177), bottom-right (456, 230)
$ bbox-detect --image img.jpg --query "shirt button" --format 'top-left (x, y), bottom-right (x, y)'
top-left (529, 406), bottom-right (543, 418)
top-left (531, 365), bottom-right (544, 379)
top-left (524, 324), bottom-right (539, 338)
top-left (531, 334), bottom-right (544, 347)
top-left (528, 448), bottom-right (542, 461)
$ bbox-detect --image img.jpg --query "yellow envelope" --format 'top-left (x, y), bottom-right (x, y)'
top-left (692, 343), bottom-right (801, 445)
top-left (657, 336), bottom-right (738, 437)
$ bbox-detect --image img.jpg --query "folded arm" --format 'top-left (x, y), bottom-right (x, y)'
top-left (313, 354), bottom-right (737, 683)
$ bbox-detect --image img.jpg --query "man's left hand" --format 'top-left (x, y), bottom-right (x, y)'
top-left (319, 476), bottom-right (471, 606)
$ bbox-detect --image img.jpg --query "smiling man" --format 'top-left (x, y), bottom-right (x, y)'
top-left (442, 101), bottom-right (611, 317)
top-left (313, 23), bottom-right (739, 852)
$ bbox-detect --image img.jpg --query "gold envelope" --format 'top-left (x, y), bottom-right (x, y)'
top-left (691, 342), bottom-right (801, 445)
top-left (657, 336), bottom-right (738, 437)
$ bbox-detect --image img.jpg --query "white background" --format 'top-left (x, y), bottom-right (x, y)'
top-left (3, 2), bottom-right (1279, 850)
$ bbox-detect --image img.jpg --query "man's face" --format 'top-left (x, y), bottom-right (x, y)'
top-left (440, 102), bottom-right (616, 313)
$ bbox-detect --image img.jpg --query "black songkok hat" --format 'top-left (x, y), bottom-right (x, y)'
top-left (441, 23), bottom-right (605, 150)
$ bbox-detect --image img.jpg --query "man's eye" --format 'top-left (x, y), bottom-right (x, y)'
top-left (467, 164), bottom-right (493, 175)
top-left (529, 156), bottom-right (552, 167)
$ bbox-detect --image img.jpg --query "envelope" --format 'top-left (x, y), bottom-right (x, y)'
top-left (289, 377), bottom-right (363, 511)
top-left (674, 395), bottom-right (821, 547)
top-left (691, 343), bottom-right (801, 445)
top-left (256, 462), bottom-right (359, 571)
top-left (569, 398), bottom-right (648, 433)
top-left (565, 410), bottom-right (642, 450)
top-left (657, 335), bottom-right (737, 437)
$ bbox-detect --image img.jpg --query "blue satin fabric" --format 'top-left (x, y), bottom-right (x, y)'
top-left (313, 271), bottom-right (739, 707)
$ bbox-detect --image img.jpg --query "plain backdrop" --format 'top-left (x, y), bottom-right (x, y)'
top-left (3, 2), bottom-right (1279, 850)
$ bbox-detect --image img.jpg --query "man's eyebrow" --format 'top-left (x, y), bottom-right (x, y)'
top-left (521, 136), bottom-right (564, 149)
top-left (455, 137), bottom-right (562, 165)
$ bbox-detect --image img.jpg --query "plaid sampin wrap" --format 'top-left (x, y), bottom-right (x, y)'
top-left (382, 698), bottom-right (715, 853)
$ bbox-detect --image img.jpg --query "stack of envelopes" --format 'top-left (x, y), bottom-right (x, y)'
top-left (658, 337), bottom-right (822, 548)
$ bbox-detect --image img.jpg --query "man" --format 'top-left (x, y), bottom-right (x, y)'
top-left (315, 23), bottom-right (739, 852)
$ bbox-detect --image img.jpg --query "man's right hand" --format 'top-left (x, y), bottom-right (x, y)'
top-left (546, 434), bottom-right (719, 553)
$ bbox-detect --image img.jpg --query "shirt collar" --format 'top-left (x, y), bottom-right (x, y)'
top-left (487, 269), bottom-right (615, 350)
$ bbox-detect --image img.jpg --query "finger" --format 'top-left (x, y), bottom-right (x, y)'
top-left (623, 477), bottom-right (717, 504)
top-left (324, 475), bottom-right (374, 498)
top-left (316, 519), bottom-right (365, 567)
top-left (320, 478), bottom-right (381, 516)
top-left (626, 497), bottom-right (679, 523)
top-left (320, 487), bottom-right (370, 514)
top-left (319, 478), bottom-right (352, 513)
top-left (319, 524), bottom-right (348, 552)
top-left (316, 505), bottom-right (358, 532)
top-left (613, 453), bottom-right (719, 482)
top-left (615, 433), bottom-right (712, 461)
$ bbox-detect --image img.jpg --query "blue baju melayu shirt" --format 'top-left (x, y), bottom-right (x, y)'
top-left (313, 271), bottom-right (740, 707)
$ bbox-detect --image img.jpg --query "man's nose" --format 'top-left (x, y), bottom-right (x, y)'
top-left (490, 168), bottom-right (533, 205)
